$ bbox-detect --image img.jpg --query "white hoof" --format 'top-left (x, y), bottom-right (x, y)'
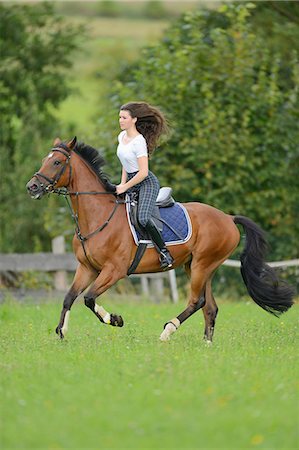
top-left (205, 339), bottom-right (212, 346)
top-left (159, 322), bottom-right (177, 341)
top-left (159, 330), bottom-right (170, 341)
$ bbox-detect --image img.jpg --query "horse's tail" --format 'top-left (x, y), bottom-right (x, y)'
top-left (233, 215), bottom-right (294, 316)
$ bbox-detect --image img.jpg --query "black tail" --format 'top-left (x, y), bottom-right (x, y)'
top-left (234, 215), bottom-right (294, 317)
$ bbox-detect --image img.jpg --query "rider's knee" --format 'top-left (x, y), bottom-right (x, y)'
top-left (138, 216), bottom-right (148, 228)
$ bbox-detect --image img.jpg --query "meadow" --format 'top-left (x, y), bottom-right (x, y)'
top-left (1, 296), bottom-right (298, 449)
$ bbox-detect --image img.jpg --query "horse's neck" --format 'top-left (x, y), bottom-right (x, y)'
top-left (69, 154), bottom-right (112, 234)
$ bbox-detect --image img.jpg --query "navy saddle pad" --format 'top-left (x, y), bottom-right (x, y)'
top-left (126, 200), bottom-right (192, 247)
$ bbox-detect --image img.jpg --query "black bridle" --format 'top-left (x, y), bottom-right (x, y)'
top-left (34, 144), bottom-right (121, 271)
top-left (34, 145), bottom-right (72, 193)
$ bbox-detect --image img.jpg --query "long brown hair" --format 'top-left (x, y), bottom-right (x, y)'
top-left (120, 101), bottom-right (169, 156)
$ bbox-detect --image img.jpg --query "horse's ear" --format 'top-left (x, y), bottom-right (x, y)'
top-left (53, 137), bottom-right (61, 146)
top-left (67, 136), bottom-right (77, 150)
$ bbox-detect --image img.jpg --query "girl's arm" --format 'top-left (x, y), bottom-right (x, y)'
top-left (120, 167), bottom-right (127, 185)
top-left (116, 156), bottom-right (148, 194)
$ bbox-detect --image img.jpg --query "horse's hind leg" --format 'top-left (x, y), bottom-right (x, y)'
top-left (56, 264), bottom-right (97, 339)
top-left (160, 260), bottom-right (211, 341)
top-left (202, 276), bottom-right (218, 344)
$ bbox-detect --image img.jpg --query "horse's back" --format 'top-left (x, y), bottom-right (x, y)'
top-left (183, 201), bottom-right (240, 254)
top-left (183, 201), bottom-right (231, 220)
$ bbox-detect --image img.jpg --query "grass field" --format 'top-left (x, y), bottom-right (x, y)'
top-left (1, 297), bottom-right (298, 449)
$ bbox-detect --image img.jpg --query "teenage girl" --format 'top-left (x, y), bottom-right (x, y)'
top-left (116, 101), bottom-right (173, 269)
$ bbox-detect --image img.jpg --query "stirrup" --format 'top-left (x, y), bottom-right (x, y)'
top-left (159, 250), bottom-right (174, 270)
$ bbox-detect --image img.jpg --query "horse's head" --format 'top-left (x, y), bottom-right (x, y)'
top-left (26, 137), bottom-right (77, 199)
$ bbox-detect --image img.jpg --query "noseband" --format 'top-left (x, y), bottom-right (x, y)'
top-left (34, 144), bottom-right (72, 193)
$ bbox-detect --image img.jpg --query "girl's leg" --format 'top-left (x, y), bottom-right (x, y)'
top-left (138, 172), bottom-right (173, 269)
top-left (144, 219), bottom-right (174, 269)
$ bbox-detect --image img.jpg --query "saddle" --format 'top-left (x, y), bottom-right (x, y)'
top-left (126, 187), bottom-right (192, 275)
top-left (128, 187), bottom-right (175, 236)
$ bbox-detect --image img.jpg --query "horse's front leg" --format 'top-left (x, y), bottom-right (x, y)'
top-left (56, 263), bottom-right (97, 339)
top-left (84, 263), bottom-right (126, 328)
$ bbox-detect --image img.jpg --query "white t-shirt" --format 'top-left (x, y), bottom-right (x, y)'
top-left (117, 131), bottom-right (148, 173)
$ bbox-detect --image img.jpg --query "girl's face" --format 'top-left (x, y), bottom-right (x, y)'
top-left (119, 110), bottom-right (137, 130)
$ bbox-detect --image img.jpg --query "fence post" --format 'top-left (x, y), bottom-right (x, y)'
top-left (150, 276), bottom-right (164, 302)
top-left (52, 236), bottom-right (68, 291)
top-left (168, 270), bottom-right (179, 303)
top-left (140, 276), bottom-right (149, 297)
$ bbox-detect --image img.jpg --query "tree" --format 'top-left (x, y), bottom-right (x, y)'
top-left (0, 3), bottom-right (81, 252)
top-left (99, 3), bottom-right (299, 261)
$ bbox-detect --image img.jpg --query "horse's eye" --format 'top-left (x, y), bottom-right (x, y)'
top-left (54, 160), bottom-right (61, 166)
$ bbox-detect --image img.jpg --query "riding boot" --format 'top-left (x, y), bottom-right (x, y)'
top-left (144, 219), bottom-right (174, 270)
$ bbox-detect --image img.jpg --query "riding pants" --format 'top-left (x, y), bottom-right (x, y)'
top-left (127, 171), bottom-right (160, 228)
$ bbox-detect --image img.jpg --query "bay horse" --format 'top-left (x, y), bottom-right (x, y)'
top-left (26, 137), bottom-right (294, 342)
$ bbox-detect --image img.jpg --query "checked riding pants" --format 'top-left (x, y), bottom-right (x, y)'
top-left (127, 170), bottom-right (160, 227)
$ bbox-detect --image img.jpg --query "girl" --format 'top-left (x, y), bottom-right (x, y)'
top-left (116, 101), bottom-right (174, 270)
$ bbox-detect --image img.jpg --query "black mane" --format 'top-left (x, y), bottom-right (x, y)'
top-left (73, 142), bottom-right (116, 193)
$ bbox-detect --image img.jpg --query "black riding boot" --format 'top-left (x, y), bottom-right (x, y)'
top-left (144, 219), bottom-right (174, 270)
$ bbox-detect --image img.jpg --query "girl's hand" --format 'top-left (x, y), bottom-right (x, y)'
top-left (116, 184), bottom-right (127, 195)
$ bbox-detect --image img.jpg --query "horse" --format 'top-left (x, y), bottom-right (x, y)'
top-left (26, 137), bottom-right (294, 342)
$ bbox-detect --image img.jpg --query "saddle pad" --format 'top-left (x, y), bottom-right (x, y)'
top-left (126, 200), bottom-right (192, 247)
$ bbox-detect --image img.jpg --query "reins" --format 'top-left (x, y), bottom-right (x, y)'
top-left (62, 193), bottom-right (120, 267)
top-left (63, 192), bottom-right (121, 242)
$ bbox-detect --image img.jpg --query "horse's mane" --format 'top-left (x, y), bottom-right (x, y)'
top-left (73, 142), bottom-right (115, 192)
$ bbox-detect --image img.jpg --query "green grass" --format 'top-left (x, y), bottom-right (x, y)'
top-left (0, 297), bottom-right (298, 449)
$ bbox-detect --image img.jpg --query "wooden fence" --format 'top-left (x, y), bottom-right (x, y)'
top-left (0, 237), bottom-right (179, 303)
top-left (0, 236), bottom-right (298, 303)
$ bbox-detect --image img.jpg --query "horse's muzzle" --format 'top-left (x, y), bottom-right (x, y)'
top-left (26, 177), bottom-right (45, 199)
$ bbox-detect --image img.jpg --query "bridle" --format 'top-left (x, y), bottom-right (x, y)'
top-left (34, 144), bottom-right (72, 193)
top-left (34, 143), bottom-right (122, 271)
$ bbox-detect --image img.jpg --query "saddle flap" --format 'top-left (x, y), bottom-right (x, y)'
top-left (129, 199), bottom-right (163, 234)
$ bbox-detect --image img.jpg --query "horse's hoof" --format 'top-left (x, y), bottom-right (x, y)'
top-left (55, 326), bottom-right (64, 339)
top-left (160, 321), bottom-right (179, 341)
top-left (159, 331), bottom-right (170, 342)
top-left (160, 323), bottom-right (175, 341)
top-left (110, 314), bottom-right (124, 327)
